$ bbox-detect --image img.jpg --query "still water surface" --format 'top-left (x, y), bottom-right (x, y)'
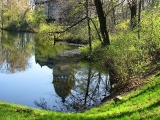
top-left (0, 31), bottom-right (110, 112)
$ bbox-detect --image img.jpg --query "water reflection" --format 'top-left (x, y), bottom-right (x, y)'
top-left (0, 31), bottom-right (34, 73)
top-left (53, 66), bottom-right (75, 103)
top-left (0, 31), bottom-right (110, 112)
top-left (35, 55), bottom-right (110, 112)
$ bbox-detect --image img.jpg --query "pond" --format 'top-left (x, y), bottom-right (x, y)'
top-left (0, 31), bottom-right (110, 112)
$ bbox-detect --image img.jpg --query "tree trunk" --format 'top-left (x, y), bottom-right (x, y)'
top-left (127, 0), bottom-right (137, 29)
top-left (86, 0), bottom-right (92, 52)
top-left (112, 7), bottom-right (116, 25)
top-left (1, 0), bottom-right (4, 29)
top-left (130, 3), bottom-right (137, 29)
top-left (111, 0), bottom-right (116, 25)
top-left (138, 0), bottom-right (141, 39)
top-left (94, 0), bottom-right (110, 46)
top-left (141, 0), bottom-right (145, 10)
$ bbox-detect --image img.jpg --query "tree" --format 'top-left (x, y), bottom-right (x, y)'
top-left (0, 0), bottom-right (31, 31)
top-left (0, 1), bottom-right (3, 28)
top-left (93, 0), bottom-right (126, 45)
top-left (26, 7), bottom-right (47, 31)
top-left (94, 0), bottom-right (110, 46)
top-left (127, 0), bottom-right (137, 29)
top-left (138, 0), bottom-right (141, 38)
top-left (86, 0), bottom-right (92, 51)
top-left (35, 0), bottom-right (130, 47)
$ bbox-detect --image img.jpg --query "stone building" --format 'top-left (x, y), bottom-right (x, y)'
top-left (29, 0), bottom-right (71, 21)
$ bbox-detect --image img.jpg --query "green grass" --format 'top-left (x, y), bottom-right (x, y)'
top-left (0, 71), bottom-right (160, 120)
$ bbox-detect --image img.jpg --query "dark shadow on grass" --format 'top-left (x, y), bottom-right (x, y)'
top-left (35, 114), bottom-right (79, 120)
top-left (155, 72), bottom-right (160, 77)
top-left (111, 85), bottom-right (157, 107)
top-left (33, 100), bottom-right (160, 120)
top-left (145, 100), bottom-right (160, 110)
top-left (95, 100), bottom-right (160, 120)
top-left (97, 81), bottom-right (159, 115)
top-left (127, 82), bottom-right (160, 101)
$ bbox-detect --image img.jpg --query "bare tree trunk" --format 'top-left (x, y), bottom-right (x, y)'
top-left (141, 0), bottom-right (145, 10)
top-left (111, 0), bottom-right (116, 25)
top-left (152, 0), bottom-right (155, 5)
top-left (1, 0), bottom-right (4, 29)
top-left (138, 0), bottom-right (141, 39)
top-left (112, 7), bottom-right (116, 25)
top-left (122, 3), bottom-right (125, 19)
top-left (128, 0), bottom-right (137, 29)
top-left (94, 0), bottom-right (110, 46)
top-left (1, 12), bottom-right (3, 29)
top-left (86, 0), bottom-right (92, 52)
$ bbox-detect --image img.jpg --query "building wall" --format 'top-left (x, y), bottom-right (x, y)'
top-left (30, 0), bottom-right (69, 21)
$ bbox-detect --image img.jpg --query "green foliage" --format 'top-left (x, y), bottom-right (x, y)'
top-left (80, 40), bottom-right (102, 60)
top-left (107, 32), bottom-right (150, 81)
top-left (0, 0), bottom-right (32, 31)
top-left (4, 20), bottom-right (31, 32)
top-left (115, 19), bottom-right (130, 32)
top-left (39, 23), bottom-right (63, 33)
top-left (26, 8), bottom-right (48, 31)
top-left (80, 8), bottom-right (160, 84)
top-left (38, 23), bottom-right (72, 42)
top-left (38, 20), bottom-right (90, 44)
top-left (140, 9), bottom-right (160, 62)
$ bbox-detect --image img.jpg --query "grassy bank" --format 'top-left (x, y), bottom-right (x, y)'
top-left (0, 70), bottom-right (160, 120)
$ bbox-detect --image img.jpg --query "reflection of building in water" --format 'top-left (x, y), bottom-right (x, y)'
top-left (35, 56), bottom-right (111, 112)
top-left (53, 66), bottom-right (75, 103)
top-left (36, 57), bottom-right (53, 69)
top-left (35, 56), bottom-right (75, 103)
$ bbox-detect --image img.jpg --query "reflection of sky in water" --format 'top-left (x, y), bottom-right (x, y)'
top-left (0, 56), bottom-right (58, 108)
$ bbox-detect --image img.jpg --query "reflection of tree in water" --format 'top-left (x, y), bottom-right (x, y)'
top-left (64, 64), bottom-right (110, 112)
top-left (35, 55), bottom-right (110, 112)
top-left (0, 31), bottom-right (34, 73)
top-left (35, 37), bottom-right (74, 59)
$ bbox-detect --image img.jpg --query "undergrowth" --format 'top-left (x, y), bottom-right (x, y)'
top-left (80, 8), bottom-right (160, 88)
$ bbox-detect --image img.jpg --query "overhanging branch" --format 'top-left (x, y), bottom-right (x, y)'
top-left (89, 18), bottom-right (102, 42)
top-left (48, 17), bottom-right (87, 35)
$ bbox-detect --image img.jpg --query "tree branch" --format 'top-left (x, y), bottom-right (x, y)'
top-left (48, 17), bottom-right (87, 35)
top-left (89, 18), bottom-right (102, 42)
